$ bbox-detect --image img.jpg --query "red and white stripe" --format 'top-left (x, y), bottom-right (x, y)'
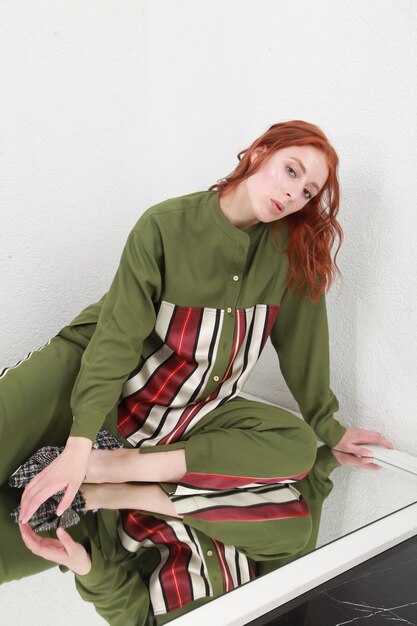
top-left (171, 483), bottom-right (310, 523)
top-left (213, 540), bottom-right (254, 593)
top-left (117, 301), bottom-right (280, 448)
top-left (0, 340), bottom-right (51, 380)
top-left (118, 512), bottom-right (213, 615)
top-left (177, 470), bottom-right (309, 491)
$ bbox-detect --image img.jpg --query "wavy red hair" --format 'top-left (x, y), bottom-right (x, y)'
top-left (210, 120), bottom-right (343, 302)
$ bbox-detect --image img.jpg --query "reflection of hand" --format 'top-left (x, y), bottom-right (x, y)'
top-left (19, 523), bottom-right (92, 576)
top-left (332, 427), bottom-right (394, 458)
top-left (19, 436), bottom-right (92, 524)
top-left (331, 448), bottom-right (382, 470)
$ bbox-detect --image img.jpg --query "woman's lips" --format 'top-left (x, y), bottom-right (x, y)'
top-left (271, 199), bottom-right (285, 214)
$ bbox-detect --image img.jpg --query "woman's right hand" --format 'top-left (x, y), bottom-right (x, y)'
top-left (19, 436), bottom-right (93, 524)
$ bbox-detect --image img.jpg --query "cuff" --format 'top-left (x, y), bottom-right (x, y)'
top-left (69, 409), bottom-right (105, 442)
top-left (314, 417), bottom-right (346, 448)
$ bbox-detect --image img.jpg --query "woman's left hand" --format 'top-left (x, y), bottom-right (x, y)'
top-left (19, 523), bottom-right (92, 576)
top-left (332, 427), bottom-right (394, 457)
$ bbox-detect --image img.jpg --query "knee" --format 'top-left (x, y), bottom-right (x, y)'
top-left (303, 422), bottom-right (317, 469)
top-left (297, 420), bottom-right (317, 472)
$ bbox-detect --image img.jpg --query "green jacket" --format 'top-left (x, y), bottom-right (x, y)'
top-left (68, 191), bottom-right (345, 448)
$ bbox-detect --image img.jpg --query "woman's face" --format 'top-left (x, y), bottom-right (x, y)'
top-left (242, 144), bottom-right (329, 224)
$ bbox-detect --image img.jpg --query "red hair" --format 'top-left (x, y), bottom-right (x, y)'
top-left (210, 120), bottom-right (343, 302)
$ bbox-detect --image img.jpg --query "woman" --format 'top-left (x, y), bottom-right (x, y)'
top-left (2, 120), bottom-right (392, 528)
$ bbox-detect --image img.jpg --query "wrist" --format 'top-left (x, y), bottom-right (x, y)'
top-left (66, 436), bottom-right (93, 452)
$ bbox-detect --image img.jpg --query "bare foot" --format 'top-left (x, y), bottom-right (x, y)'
top-left (84, 447), bottom-right (186, 484)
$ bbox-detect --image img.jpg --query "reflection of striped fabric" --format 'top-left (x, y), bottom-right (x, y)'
top-left (171, 483), bottom-right (309, 523)
top-left (213, 539), bottom-right (255, 593)
top-left (119, 512), bottom-right (214, 615)
top-left (178, 470), bottom-right (309, 491)
top-left (117, 301), bottom-right (280, 447)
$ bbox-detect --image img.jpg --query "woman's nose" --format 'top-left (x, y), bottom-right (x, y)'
top-left (286, 183), bottom-right (304, 200)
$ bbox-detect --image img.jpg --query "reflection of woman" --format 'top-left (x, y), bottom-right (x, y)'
top-left (11, 446), bottom-right (346, 625)
top-left (1, 120), bottom-right (392, 527)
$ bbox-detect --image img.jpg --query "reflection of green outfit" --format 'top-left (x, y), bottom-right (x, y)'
top-left (0, 448), bottom-right (339, 625)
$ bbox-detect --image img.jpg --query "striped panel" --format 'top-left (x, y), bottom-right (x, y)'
top-left (171, 483), bottom-right (310, 523)
top-left (0, 340), bottom-right (52, 380)
top-left (118, 512), bottom-right (213, 616)
top-left (178, 469), bottom-right (309, 491)
top-left (212, 540), bottom-right (254, 593)
top-left (117, 302), bottom-right (280, 448)
top-left (118, 303), bottom-right (223, 441)
top-left (182, 499), bottom-right (310, 523)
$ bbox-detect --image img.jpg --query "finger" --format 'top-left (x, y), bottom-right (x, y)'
top-left (56, 527), bottom-right (75, 554)
top-left (354, 457), bottom-right (381, 470)
top-left (19, 522), bottom-right (36, 547)
top-left (379, 437), bottom-right (395, 449)
top-left (56, 484), bottom-right (78, 516)
top-left (357, 447), bottom-right (374, 458)
top-left (20, 482), bottom-right (65, 524)
top-left (364, 431), bottom-right (394, 447)
top-left (355, 431), bottom-right (394, 448)
top-left (366, 463), bottom-right (382, 470)
top-left (352, 431), bottom-right (383, 443)
top-left (19, 472), bottom-right (57, 522)
top-left (19, 523), bottom-right (53, 555)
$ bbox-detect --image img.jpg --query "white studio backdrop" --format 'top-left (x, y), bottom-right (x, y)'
top-left (1, 1), bottom-right (416, 465)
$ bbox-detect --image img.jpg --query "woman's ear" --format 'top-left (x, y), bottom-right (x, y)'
top-left (250, 145), bottom-right (268, 164)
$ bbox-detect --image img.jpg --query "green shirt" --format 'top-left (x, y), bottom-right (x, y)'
top-left (69, 190), bottom-right (345, 448)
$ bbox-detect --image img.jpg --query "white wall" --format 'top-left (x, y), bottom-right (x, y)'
top-left (1, 2), bottom-right (416, 622)
top-left (1, 0), bottom-right (416, 451)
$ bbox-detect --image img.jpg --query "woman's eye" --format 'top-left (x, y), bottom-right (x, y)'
top-left (303, 188), bottom-right (312, 200)
top-left (287, 166), bottom-right (296, 176)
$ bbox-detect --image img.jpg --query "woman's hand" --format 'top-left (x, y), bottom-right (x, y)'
top-left (19, 523), bottom-right (92, 576)
top-left (332, 427), bottom-right (394, 457)
top-left (331, 448), bottom-right (382, 470)
top-left (19, 436), bottom-right (93, 524)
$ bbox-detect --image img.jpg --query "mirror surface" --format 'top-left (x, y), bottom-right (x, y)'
top-left (2, 446), bottom-right (417, 625)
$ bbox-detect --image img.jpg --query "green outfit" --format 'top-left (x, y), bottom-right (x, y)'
top-left (67, 190), bottom-right (344, 451)
top-left (0, 190), bottom-right (346, 622)
top-left (0, 189), bottom-right (344, 490)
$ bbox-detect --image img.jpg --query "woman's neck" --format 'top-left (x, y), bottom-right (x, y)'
top-left (219, 185), bottom-right (259, 229)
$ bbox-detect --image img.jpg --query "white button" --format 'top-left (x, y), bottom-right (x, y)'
top-left (233, 275), bottom-right (239, 281)
top-left (227, 307), bottom-right (232, 313)
top-left (213, 375), bottom-right (219, 382)
top-left (207, 550), bottom-right (213, 557)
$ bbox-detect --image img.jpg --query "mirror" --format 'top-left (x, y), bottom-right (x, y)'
top-left (2, 446), bottom-right (417, 625)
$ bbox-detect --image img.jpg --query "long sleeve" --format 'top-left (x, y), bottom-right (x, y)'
top-left (270, 288), bottom-right (346, 448)
top-left (70, 220), bottom-right (162, 441)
